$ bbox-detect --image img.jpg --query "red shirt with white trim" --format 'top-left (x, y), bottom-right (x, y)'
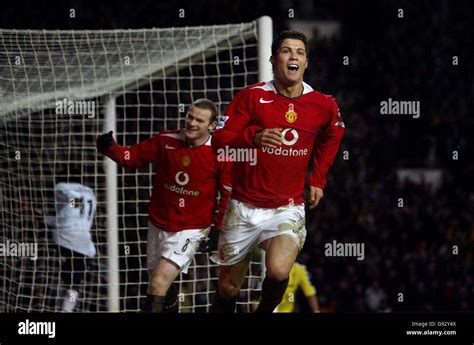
top-left (98, 129), bottom-right (232, 232)
top-left (212, 80), bottom-right (344, 208)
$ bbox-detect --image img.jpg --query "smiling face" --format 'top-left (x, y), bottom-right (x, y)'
top-left (184, 106), bottom-right (216, 142)
top-left (271, 38), bottom-right (308, 87)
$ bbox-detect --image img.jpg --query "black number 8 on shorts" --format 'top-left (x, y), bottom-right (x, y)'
top-left (181, 239), bottom-right (190, 253)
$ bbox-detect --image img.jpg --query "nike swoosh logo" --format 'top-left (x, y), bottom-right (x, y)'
top-left (165, 144), bottom-right (176, 149)
top-left (173, 251), bottom-right (182, 255)
top-left (259, 98), bottom-right (274, 104)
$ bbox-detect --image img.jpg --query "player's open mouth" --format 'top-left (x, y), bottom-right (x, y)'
top-left (287, 64), bottom-right (299, 74)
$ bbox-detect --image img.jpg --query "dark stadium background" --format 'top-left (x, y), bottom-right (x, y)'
top-left (2, 0), bottom-right (472, 312)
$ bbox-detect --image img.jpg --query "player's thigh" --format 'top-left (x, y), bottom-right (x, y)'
top-left (212, 199), bottom-right (263, 266)
top-left (150, 257), bottom-right (181, 287)
top-left (257, 203), bottom-right (306, 250)
top-left (218, 253), bottom-right (253, 291)
top-left (261, 235), bottom-right (299, 280)
top-left (146, 224), bottom-right (163, 276)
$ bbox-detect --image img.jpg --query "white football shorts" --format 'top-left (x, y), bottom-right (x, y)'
top-left (211, 198), bottom-right (306, 266)
top-left (147, 222), bottom-right (210, 274)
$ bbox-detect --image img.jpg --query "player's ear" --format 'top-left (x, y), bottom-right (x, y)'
top-left (208, 120), bottom-right (217, 132)
top-left (270, 55), bottom-right (276, 67)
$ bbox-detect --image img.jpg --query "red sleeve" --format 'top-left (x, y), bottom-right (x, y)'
top-left (214, 160), bottom-right (232, 231)
top-left (98, 134), bottom-right (162, 169)
top-left (212, 88), bottom-right (263, 150)
top-left (308, 98), bottom-right (345, 189)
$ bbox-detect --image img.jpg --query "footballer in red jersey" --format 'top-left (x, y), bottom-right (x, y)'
top-left (97, 99), bottom-right (231, 313)
top-left (211, 31), bottom-right (345, 313)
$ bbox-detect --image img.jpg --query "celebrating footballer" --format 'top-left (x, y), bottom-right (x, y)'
top-left (211, 30), bottom-right (345, 313)
top-left (97, 99), bottom-right (231, 313)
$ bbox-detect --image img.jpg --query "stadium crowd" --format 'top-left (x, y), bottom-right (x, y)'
top-left (300, 0), bottom-right (473, 311)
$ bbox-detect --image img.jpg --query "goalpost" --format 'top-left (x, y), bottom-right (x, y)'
top-left (0, 17), bottom-right (272, 312)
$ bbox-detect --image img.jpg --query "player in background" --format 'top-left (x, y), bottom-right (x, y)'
top-left (97, 99), bottom-right (231, 313)
top-left (275, 262), bottom-right (320, 313)
top-left (45, 182), bottom-right (97, 312)
top-left (211, 30), bottom-right (345, 312)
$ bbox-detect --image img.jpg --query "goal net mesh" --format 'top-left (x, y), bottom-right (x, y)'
top-left (0, 22), bottom-right (263, 312)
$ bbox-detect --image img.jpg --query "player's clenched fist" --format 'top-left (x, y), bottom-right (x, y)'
top-left (97, 130), bottom-right (114, 152)
top-left (308, 186), bottom-right (324, 209)
top-left (253, 128), bottom-right (283, 148)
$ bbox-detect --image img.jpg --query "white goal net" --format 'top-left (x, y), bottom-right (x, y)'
top-left (0, 18), bottom-right (271, 312)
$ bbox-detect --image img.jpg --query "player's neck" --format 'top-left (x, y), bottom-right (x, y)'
top-left (186, 133), bottom-right (210, 148)
top-left (273, 80), bottom-right (303, 98)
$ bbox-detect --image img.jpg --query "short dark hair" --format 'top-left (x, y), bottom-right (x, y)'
top-left (271, 30), bottom-right (309, 57)
top-left (191, 98), bottom-right (218, 123)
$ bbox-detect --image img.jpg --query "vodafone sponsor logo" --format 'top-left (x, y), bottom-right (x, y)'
top-left (175, 171), bottom-right (190, 186)
top-left (281, 128), bottom-right (299, 146)
top-left (262, 146), bottom-right (308, 156)
top-left (163, 171), bottom-right (199, 196)
top-left (262, 128), bottom-right (308, 157)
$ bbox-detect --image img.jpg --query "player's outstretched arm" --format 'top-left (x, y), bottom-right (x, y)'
top-left (96, 130), bottom-right (161, 169)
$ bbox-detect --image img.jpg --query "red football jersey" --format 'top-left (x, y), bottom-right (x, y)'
top-left (212, 81), bottom-right (344, 208)
top-left (99, 129), bottom-right (232, 232)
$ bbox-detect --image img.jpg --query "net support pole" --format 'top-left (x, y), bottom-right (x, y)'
top-left (258, 16), bottom-right (273, 83)
top-left (257, 16), bottom-right (273, 280)
top-left (103, 94), bottom-right (120, 312)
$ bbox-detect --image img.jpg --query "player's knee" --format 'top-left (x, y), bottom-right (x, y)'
top-left (266, 266), bottom-right (290, 282)
top-left (218, 280), bottom-right (241, 299)
top-left (150, 273), bottom-right (170, 292)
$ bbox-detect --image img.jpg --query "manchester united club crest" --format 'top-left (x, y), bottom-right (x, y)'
top-left (285, 103), bottom-right (297, 123)
top-left (181, 155), bottom-right (191, 167)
